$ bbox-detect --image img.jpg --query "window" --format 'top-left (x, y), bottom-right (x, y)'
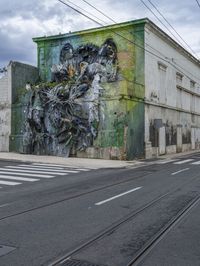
top-left (176, 72), bottom-right (183, 85)
top-left (190, 80), bottom-right (195, 90)
top-left (158, 62), bottom-right (167, 104)
top-left (177, 87), bottom-right (182, 109)
top-left (190, 95), bottom-right (195, 112)
top-left (158, 62), bottom-right (167, 72)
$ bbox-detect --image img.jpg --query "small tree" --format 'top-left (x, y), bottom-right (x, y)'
top-left (0, 67), bottom-right (7, 73)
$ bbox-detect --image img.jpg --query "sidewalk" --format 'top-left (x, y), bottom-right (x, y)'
top-left (0, 152), bottom-right (134, 168)
top-left (0, 150), bottom-right (199, 169)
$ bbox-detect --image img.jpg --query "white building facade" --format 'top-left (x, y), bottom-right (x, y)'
top-left (144, 20), bottom-right (200, 158)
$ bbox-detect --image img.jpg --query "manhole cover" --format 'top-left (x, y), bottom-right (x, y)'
top-left (60, 258), bottom-right (106, 266)
top-left (0, 245), bottom-right (16, 256)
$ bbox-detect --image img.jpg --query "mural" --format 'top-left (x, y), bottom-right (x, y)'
top-left (23, 38), bottom-right (118, 156)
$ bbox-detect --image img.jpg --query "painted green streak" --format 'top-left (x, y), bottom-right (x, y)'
top-left (18, 19), bottom-right (146, 159)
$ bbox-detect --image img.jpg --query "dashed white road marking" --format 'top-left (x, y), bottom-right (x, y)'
top-left (5, 166), bottom-right (79, 173)
top-left (173, 159), bottom-right (194, 165)
top-left (95, 187), bottom-right (142, 206)
top-left (0, 171), bottom-right (54, 178)
top-left (0, 203), bottom-right (11, 208)
top-left (0, 180), bottom-right (21, 186)
top-left (2, 167), bottom-right (66, 176)
top-left (0, 175), bottom-right (39, 182)
top-left (171, 168), bottom-right (190, 175)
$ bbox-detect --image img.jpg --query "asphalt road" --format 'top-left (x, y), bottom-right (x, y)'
top-left (0, 154), bottom-right (200, 265)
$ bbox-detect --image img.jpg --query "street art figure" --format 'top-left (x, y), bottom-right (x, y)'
top-left (23, 38), bottom-right (118, 156)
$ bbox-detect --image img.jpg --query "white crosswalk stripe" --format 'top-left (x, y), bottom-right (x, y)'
top-left (19, 164), bottom-right (66, 170)
top-left (5, 166), bottom-right (79, 173)
top-left (0, 175), bottom-right (39, 182)
top-left (75, 168), bottom-right (90, 171)
top-left (0, 162), bottom-right (95, 190)
top-left (0, 180), bottom-right (21, 186)
top-left (0, 171), bottom-right (54, 178)
top-left (151, 158), bottom-right (200, 165)
top-left (1, 167), bottom-right (67, 176)
top-left (173, 159), bottom-right (194, 164)
top-left (153, 158), bottom-right (200, 166)
top-left (191, 161), bottom-right (200, 165)
top-left (155, 159), bottom-right (180, 164)
top-left (32, 163), bottom-right (69, 167)
top-left (32, 163), bottom-right (98, 170)
top-left (19, 164), bottom-right (90, 171)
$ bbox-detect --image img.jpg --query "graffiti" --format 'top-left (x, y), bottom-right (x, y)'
top-left (23, 38), bottom-right (118, 156)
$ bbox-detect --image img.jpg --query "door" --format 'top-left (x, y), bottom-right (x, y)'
top-left (159, 126), bottom-right (166, 155)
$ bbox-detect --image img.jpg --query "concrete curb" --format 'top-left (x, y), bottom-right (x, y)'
top-left (0, 150), bottom-right (199, 168)
top-left (0, 152), bottom-right (131, 168)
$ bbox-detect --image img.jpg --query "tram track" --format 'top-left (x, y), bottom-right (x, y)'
top-left (0, 164), bottom-right (195, 222)
top-left (49, 172), bottom-right (200, 266)
top-left (0, 164), bottom-right (199, 266)
top-left (0, 169), bottom-right (151, 221)
top-left (126, 195), bottom-right (200, 266)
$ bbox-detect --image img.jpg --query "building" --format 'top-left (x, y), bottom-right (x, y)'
top-left (0, 62), bottom-right (38, 152)
top-left (9, 18), bottom-right (200, 160)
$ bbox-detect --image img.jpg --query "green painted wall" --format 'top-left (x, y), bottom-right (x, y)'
top-left (32, 20), bottom-right (146, 159)
top-left (10, 95), bottom-right (29, 153)
top-left (9, 62), bottom-right (39, 154)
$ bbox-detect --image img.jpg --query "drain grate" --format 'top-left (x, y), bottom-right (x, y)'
top-left (0, 245), bottom-right (16, 256)
top-left (60, 258), bottom-right (106, 266)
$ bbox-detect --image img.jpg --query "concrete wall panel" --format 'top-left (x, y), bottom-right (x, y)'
top-left (144, 23), bottom-right (200, 158)
top-left (0, 66), bottom-right (11, 151)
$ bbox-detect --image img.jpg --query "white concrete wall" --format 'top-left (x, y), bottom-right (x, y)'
top-left (144, 23), bottom-right (200, 157)
top-left (0, 61), bottom-right (39, 152)
top-left (0, 64), bottom-right (12, 151)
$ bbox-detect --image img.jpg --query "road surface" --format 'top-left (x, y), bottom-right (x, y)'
top-left (0, 154), bottom-right (200, 265)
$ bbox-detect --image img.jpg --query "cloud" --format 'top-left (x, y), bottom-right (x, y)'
top-left (0, 0), bottom-right (199, 69)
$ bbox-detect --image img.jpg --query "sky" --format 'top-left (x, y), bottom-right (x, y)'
top-left (0, 0), bottom-right (199, 71)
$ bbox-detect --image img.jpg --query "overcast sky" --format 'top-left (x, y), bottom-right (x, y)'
top-left (0, 0), bottom-right (199, 70)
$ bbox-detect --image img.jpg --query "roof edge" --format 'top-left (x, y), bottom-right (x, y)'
top-left (32, 17), bottom-right (200, 66)
top-left (32, 18), bottom-right (149, 42)
top-left (146, 19), bottom-right (200, 67)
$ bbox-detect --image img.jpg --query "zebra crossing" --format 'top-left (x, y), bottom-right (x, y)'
top-left (0, 163), bottom-right (96, 190)
top-left (155, 158), bottom-right (200, 165)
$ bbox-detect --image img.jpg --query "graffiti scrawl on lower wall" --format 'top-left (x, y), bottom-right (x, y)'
top-left (23, 38), bottom-right (118, 156)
